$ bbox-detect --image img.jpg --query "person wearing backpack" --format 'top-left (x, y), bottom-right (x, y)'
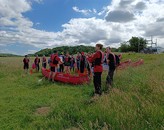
top-left (115, 54), bottom-right (120, 67)
top-left (48, 51), bottom-right (61, 82)
top-left (90, 43), bottom-right (104, 96)
top-left (106, 47), bottom-right (116, 90)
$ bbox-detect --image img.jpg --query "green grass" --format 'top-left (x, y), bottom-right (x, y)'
top-left (0, 54), bottom-right (163, 129)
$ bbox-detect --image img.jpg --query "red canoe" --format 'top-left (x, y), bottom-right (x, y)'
top-left (42, 68), bottom-right (90, 85)
top-left (117, 59), bottom-right (132, 69)
top-left (130, 59), bottom-right (144, 67)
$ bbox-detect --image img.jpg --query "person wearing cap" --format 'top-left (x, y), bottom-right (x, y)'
top-left (34, 55), bottom-right (40, 72)
top-left (90, 43), bottom-right (104, 95)
top-left (23, 55), bottom-right (30, 74)
top-left (106, 47), bottom-right (116, 90)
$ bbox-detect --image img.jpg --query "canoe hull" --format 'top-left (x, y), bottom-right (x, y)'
top-left (42, 68), bottom-right (90, 85)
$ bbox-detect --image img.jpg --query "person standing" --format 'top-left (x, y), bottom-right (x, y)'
top-left (34, 55), bottom-right (40, 72)
top-left (59, 53), bottom-right (64, 72)
top-left (23, 55), bottom-right (30, 74)
top-left (106, 47), bottom-right (116, 90)
top-left (80, 52), bottom-right (86, 73)
top-left (48, 51), bottom-right (61, 82)
top-left (64, 52), bottom-right (71, 73)
top-left (70, 55), bottom-right (75, 72)
top-left (90, 43), bottom-right (103, 95)
top-left (42, 55), bottom-right (47, 68)
top-left (76, 52), bottom-right (80, 71)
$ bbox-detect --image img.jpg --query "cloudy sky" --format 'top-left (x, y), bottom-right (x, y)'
top-left (0, 0), bottom-right (164, 55)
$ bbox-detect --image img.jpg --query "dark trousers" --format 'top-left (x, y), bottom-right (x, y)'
top-left (106, 69), bottom-right (115, 86)
top-left (59, 64), bottom-right (64, 72)
top-left (42, 63), bottom-right (46, 68)
top-left (80, 63), bottom-right (85, 73)
top-left (93, 72), bottom-right (102, 95)
top-left (36, 64), bottom-right (40, 71)
top-left (77, 62), bottom-right (80, 70)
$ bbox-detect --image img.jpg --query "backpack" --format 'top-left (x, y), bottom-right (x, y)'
top-left (115, 55), bottom-right (120, 66)
top-left (53, 56), bottom-right (58, 65)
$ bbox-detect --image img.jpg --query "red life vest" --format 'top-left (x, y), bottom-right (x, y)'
top-left (50, 54), bottom-right (55, 67)
top-left (35, 58), bottom-right (40, 64)
top-left (94, 51), bottom-right (103, 66)
top-left (50, 54), bottom-right (59, 67)
top-left (65, 56), bottom-right (70, 63)
top-left (43, 57), bottom-right (46, 62)
top-left (24, 58), bottom-right (29, 64)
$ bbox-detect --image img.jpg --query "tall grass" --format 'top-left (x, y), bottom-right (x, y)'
top-left (0, 54), bottom-right (163, 129)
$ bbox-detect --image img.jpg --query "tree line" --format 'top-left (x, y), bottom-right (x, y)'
top-left (33, 37), bottom-right (147, 56)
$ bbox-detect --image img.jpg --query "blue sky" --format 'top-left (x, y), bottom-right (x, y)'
top-left (25, 0), bottom-right (110, 32)
top-left (0, 0), bottom-right (164, 55)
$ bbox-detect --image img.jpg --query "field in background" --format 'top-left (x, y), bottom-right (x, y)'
top-left (0, 53), bottom-right (163, 129)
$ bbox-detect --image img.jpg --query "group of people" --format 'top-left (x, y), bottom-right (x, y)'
top-left (23, 43), bottom-right (121, 96)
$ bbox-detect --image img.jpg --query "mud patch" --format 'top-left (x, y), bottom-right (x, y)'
top-left (35, 107), bottom-right (51, 116)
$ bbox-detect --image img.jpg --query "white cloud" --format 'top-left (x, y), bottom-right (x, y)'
top-left (0, 0), bottom-right (164, 55)
top-left (72, 6), bottom-right (97, 16)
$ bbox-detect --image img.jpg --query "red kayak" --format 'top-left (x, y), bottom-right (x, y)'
top-left (42, 68), bottom-right (90, 85)
top-left (117, 59), bottom-right (132, 69)
top-left (130, 59), bottom-right (144, 67)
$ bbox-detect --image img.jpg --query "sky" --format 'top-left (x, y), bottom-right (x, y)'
top-left (0, 0), bottom-right (164, 55)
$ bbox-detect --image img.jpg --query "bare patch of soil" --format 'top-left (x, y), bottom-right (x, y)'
top-left (35, 107), bottom-right (51, 116)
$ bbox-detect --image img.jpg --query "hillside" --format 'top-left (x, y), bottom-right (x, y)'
top-left (35, 45), bottom-right (95, 56)
top-left (0, 53), bottom-right (20, 57)
top-left (35, 45), bottom-right (118, 56)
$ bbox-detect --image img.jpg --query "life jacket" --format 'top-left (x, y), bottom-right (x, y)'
top-left (24, 58), bottom-right (29, 64)
top-left (71, 57), bottom-right (75, 64)
top-left (50, 54), bottom-right (58, 67)
top-left (108, 52), bottom-right (116, 66)
top-left (115, 55), bottom-right (120, 66)
top-left (94, 51), bottom-right (103, 66)
top-left (35, 58), bottom-right (40, 64)
top-left (76, 56), bottom-right (80, 62)
top-left (65, 56), bottom-right (71, 63)
top-left (42, 57), bottom-right (46, 62)
top-left (80, 55), bottom-right (86, 62)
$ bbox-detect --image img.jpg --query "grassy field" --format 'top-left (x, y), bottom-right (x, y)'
top-left (0, 53), bottom-right (163, 130)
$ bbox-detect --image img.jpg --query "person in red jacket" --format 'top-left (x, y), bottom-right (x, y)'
top-left (23, 55), bottom-right (30, 74)
top-left (34, 55), bottom-right (40, 72)
top-left (90, 43), bottom-right (103, 95)
top-left (48, 51), bottom-right (61, 82)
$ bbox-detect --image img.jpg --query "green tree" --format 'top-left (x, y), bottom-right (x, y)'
top-left (119, 43), bottom-right (130, 52)
top-left (129, 37), bottom-right (147, 52)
